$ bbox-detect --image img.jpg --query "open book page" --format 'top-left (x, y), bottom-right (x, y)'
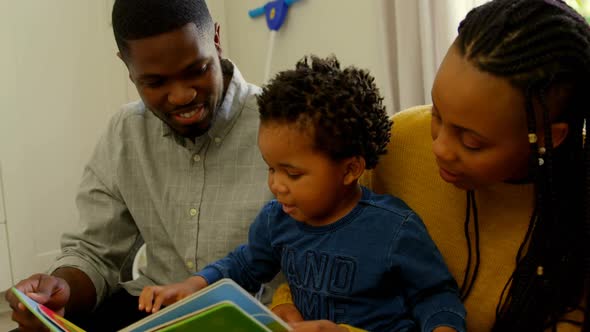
top-left (119, 279), bottom-right (290, 332)
top-left (146, 300), bottom-right (271, 332)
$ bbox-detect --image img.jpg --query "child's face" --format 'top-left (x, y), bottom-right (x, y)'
top-left (430, 44), bottom-right (531, 190)
top-left (258, 122), bottom-right (352, 226)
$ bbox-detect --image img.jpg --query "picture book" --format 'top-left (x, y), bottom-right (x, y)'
top-left (120, 278), bottom-right (291, 332)
top-left (144, 301), bottom-right (273, 332)
top-left (10, 287), bottom-right (84, 332)
top-left (12, 278), bottom-right (291, 332)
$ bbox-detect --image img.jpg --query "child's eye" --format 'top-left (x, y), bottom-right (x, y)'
top-left (287, 173), bottom-right (302, 179)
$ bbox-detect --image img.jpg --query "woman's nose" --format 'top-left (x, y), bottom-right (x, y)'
top-left (432, 128), bottom-right (458, 162)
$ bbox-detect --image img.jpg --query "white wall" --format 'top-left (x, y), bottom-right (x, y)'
top-left (0, 1), bottom-right (130, 281)
top-left (221, 0), bottom-right (394, 114)
top-left (0, 162), bottom-right (11, 290)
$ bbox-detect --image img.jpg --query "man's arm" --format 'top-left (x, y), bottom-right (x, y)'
top-left (52, 267), bottom-right (96, 316)
top-left (48, 111), bottom-right (141, 306)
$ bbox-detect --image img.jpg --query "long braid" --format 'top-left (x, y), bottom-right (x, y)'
top-left (583, 109), bottom-right (590, 331)
top-left (457, 0), bottom-right (590, 330)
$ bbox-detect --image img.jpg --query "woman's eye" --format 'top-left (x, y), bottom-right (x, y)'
top-left (464, 145), bottom-right (481, 151)
top-left (463, 140), bottom-right (482, 151)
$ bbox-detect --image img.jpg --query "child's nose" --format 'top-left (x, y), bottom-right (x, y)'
top-left (269, 177), bottom-right (288, 195)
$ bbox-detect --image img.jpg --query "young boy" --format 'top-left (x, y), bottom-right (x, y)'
top-left (138, 56), bottom-right (465, 332)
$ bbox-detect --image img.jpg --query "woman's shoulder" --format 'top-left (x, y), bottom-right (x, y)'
top-left (389, 105), bottom-right (432, 145)
top-left (392, 104), bottom-right (432, 125)
top-left (370, 104), bottom-right (438, 195)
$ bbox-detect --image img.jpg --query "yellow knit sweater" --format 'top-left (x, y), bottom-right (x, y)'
top-left (272, 105), bottom-right (581, 331)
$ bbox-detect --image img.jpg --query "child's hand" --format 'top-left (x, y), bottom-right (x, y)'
top-left (271, 303), bottom-right (304, 322)
top-left (433, 327), bottom-right (457, 332)
top-left (138, 276), bottom-right (208, 313)
top-left (289, 320), bottom-right (349, 332)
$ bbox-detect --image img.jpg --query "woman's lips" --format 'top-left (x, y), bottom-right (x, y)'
top-left (438, 166), bottom-right (460, 183)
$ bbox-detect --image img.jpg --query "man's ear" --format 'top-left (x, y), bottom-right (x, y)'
top-left (213, 22), bottom-right (222, 57)
top-left (343, 157), bottom-right (366, 185)
top-left (116, 51), bottom-right (135, 83)
top-left (551, 122), bottom-right (569, 148)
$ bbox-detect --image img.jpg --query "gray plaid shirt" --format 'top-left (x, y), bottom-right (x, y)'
top-left (49, 62), bottom-right (272, 305)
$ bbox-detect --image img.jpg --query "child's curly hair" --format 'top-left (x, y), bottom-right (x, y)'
top-left (257, 55), bottom-right (391, 169)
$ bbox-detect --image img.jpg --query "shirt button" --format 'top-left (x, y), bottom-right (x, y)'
top-left (186, 261), bottom-right (194, 269)
top-left (214, 137), bottom-right (221, 143)
top-left (189, 208), bottom-right (198, 216)
top-left (193, 154), bottom-right (201, 162)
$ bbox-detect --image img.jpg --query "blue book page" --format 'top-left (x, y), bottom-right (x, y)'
top-left (119, 279), bottom-right (290, 332)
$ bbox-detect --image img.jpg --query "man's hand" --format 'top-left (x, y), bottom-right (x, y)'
top-left (5, 273), bottom-right (70, 332)
top-left (271, 303), bottom-right (304, 322)
top-left (289, 320), bottom-right (349, 332)
top-left (138, 276), bottom-right (208, 313)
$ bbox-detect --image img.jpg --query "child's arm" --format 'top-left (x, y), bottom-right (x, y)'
top-left (138, 275), bottom-right (208, 313)
top-left (139, 202), bottom-right (280, 313)
top-left (196, 202), bottom-right (281, 291)
top-left (393, 212), bottom-right (466, 332)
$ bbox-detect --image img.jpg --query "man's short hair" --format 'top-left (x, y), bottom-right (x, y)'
top-left (112, 0), bottom-right (214, 58)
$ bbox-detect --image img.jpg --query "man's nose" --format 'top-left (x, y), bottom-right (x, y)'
top-left (168, 83), bottom-right (196, 106)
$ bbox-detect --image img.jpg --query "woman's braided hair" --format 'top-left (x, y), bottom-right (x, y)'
top-left (457, 0), bottom-right (590, 330)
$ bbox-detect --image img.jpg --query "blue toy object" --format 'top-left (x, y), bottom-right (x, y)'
top-left (249, 0), bottom-right (301, 31)
top-left (248, 0), bottom-right (302, 81)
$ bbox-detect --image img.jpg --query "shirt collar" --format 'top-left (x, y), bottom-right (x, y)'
top-left (159, 59), bottom-right (250, 145)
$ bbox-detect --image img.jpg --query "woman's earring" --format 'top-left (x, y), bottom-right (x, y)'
top-left (528, 133), bottom-right (538, 144)
top-left (538, 146), bottom-right (546, 166)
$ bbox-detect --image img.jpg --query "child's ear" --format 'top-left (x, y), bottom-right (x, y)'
top-left (343, 157), bottom-right (366, 185)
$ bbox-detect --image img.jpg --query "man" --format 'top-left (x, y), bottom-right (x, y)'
top-left (5, 1), bottom-right (272, 331)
